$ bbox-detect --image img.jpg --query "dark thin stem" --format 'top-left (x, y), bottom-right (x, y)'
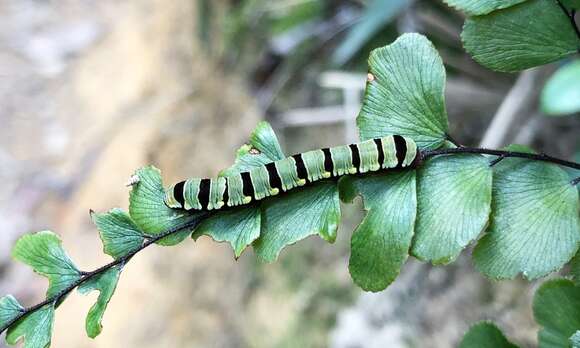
top-left (445, 134), bottom-right (461, 147)
top-left (488, 154), bottom-right (506, 167)
top-left (557, 0), bottom-right (580, 41)
top-left (572, 176), bottom-right (580, 186)
top-left (0, 216), bottom-right (207, 335)
top-left (422, 147), bottom-right (580, 171)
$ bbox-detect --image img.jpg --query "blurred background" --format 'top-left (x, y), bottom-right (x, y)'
top-left (0, 0), bottom-right (578, 347)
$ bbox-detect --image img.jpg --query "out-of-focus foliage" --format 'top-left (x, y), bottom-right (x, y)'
top-left (459, 322), bottom-right (519, 348)
top-left (332, 0), bottom-right (409, 65)
top-left (541, 60), bottom-right (580, 116)
top-left (462, 279), bottom-right (580, 347)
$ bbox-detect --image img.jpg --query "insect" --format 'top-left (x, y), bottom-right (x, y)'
top-left (165, 135), bottom-right (417, 211)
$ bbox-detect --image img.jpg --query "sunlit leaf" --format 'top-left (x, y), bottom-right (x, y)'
top-left (92, 208), bottom-right (144, 259)
top-left (6, 304), bottom-right (54, 348)
top-left (358, 33), bottom-right (449, 150)
top-left (254, 182), bottom-right (341, 262)
top-left (12, 231), bottom-right (81, 298)
top-left (412, 154), bottom-right (492, 264)
top-left (0, 295), bottom-right (23, 333)
top-left (460, 321), bottom-right (519, 348)
top-left (339, 171), bottom-right (416, 292)
top-left (541, 60), bottom-right (580, 116)
top-left (78, 266), bottom-right (121, 338)
top-left (129, 166), bottom-right (203, 246)
top-left (473, 151), bottom-right (580, 280)
top-left (443, 0), bottom-right (527, 16)
top-left (534, 279), bottom-right (580, 348)
top-left (462, 0), bottom-right (580, 72)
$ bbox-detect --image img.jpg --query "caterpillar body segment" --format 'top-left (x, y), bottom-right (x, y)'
top-left (165, 135), bottom-right (418, 211)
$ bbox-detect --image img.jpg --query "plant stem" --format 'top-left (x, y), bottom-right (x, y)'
top-left (0, 216), bottom-right (208, 335)
top-left (556, 0), bottom-right (580, 41)
top-left (2, 146), bottom-right (580, 334)
top-left (421, 147), bottom-right (580, 171)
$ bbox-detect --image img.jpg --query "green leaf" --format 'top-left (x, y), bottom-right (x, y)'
top-left (92, 208), bottom-right (145, 259)
top-left (571, 331), bottom-right (580, 348)
top-left (193, 206), bottom-right (261, 258)
top-left (254, 181), bottom-right (341, 262)
top-left (6, 304), bottom-right (54, 348)
top-left (541, 60), bottom-right (580, 116)
top-left (562, 0), bottom-right (580, 10)
top-left (0, 295), bottom-right (24, 333)
top-left (462, 0), bottom-right (580, 72)
top-left (443, 0), bottom-right (527, 16)
top-left (220, 121), bottom-right (285, 177)
top-left (358, 33), bottom-right (449, 150)
top-left (339, 171), bottom-right (416, 292)
top-left (473, 155), bottom-right (580, 280)
top-left (194, 121), bottom-right (286, 258)
top-left (412, 155), bottom-right (492, 264)
top-left (12, 231), bottom-right (81, 298)
top-left (78, 266), bottom-right (121, 338)
top-left (459, 321), bottom-right (519, 348)
top-left (572, 251), bottom-right (580, 286)
top-left (129, 166), bottom-right (203, 246)
top-left (534, 279), bottom-right (580, 348)
top-left (332, 0), bottom-right (409, 65)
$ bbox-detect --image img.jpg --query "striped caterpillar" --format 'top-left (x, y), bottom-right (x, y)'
top-left (164, 135), bottom-right (418, 211)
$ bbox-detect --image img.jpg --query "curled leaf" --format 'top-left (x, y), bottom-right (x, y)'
top-left (129, 166), bottom-right (204, 246)
top-left (0, 295), bottom-right (24, 333)
top-left (92, 208), bottom-right (145, 259)
top-left (12, 231), bottom-right (81, 298)
top-left (254, 182), bottom-right (341, 262)
top-left (193, 207), bottom-right (261, 259)
top-left (340, 171), bottom-right (416, 292)
top-left (78, 266), bottom-right (122, 338)
top-left (6, 304), bottom-right (54, 348)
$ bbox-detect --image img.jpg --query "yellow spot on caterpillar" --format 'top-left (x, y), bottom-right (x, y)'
top-left (323, 172), bottom-right (331, 178)
top-left (367, 73), bottom-right (375, 82)
top-left (297, 179), bottom-right (306, 186)
top-left (125, 175), bottom-right (140, 187)
top-left (348, 167), bottom-right (357, 174)
top-left (243, 196), bottom-right (252, 204)
top-left (270, 188), bottom-right (280, 195)
top-left (216, 201), bottom-right (224, 209)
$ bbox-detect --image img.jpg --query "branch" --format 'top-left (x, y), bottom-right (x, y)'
top-left (422, 147), bottom-right (580, 171)
top-left (556, 0), bottom-right (580, 42)
top-left (0, 215), bottom-right (208, 335)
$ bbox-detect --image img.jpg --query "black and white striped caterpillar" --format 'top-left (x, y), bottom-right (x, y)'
top-left (164, 135), bottom-right (418, 211)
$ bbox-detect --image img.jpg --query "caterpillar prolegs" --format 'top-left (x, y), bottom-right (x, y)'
top-left (164, 135), bottom-right (418, 211)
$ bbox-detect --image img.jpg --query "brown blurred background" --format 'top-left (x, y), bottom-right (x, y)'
top-left (0, 0), bottom-right (578, 347)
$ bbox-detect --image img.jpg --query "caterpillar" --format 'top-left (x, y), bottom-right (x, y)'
top-left (164, 135), bottom-right (418, 211)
